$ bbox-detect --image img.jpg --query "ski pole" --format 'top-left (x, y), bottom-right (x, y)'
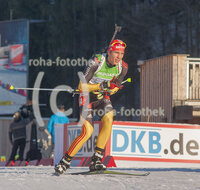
top-left (9, 86), bottom-right (74, 93)
top-left (9, 78), bottom-right (131, 92)
top-left (121, 77), bottom-right (131, 84)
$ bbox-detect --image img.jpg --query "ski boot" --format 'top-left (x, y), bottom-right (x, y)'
top-left (54, 156), bottom-right (71, 175)
top-left (89, 152), bottom-right (106, 171)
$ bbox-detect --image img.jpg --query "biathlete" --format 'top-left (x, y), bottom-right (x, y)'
top-left (55, 39), bottom-right (128, 174)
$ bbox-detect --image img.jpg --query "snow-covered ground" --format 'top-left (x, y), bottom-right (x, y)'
top-left (0, 166), bottom-right (200, 190)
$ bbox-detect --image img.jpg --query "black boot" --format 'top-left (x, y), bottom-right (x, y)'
top-left (54, 155), bottom-right (71, 175)
top-left (89, 152), bottom-right (106, 171)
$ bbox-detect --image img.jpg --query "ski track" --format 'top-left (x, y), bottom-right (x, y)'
top-left (0, 166), bottom-right (200, 190)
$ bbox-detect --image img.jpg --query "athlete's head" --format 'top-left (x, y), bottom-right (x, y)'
top-left (107, 39), bottom-right (126, 66)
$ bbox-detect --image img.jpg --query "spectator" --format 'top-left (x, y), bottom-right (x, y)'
top-left (8, 111), bottom-right (33, 162)
top-left (46, 105), bottom-right (69, 158)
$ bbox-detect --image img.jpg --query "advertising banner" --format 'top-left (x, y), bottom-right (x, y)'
top-left (110, 122), bottom-right (200, 162)
top-left (55, 121), bottom-right (200, 168)
top-left (0, 19), bottom-right (29, 115)
top-left (10, 44), bottom-right (24, 65)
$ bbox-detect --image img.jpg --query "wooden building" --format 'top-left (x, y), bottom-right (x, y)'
top-left (139, 54), bottom-right (200, 124)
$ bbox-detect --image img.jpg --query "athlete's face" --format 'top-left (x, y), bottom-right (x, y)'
top-left (107, 50), bottom-right (124, 66)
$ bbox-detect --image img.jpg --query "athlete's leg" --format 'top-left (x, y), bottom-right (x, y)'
top-left (55, 107), bottom-right (94, 174)
top-left (66, 118), bottom-right (93, 158)
top-left (90, 99), bottom-right (114, 171)
top-left (96, 110), bottom-right (113, 149)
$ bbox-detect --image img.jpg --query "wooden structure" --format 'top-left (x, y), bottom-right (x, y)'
top-left (139, 54), bottom-right (200, 123)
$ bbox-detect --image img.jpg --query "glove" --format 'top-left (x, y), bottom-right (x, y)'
top-left (100, 76), bottom-right (123, 91)
top-left (108, 87), bottom-right (120, 96)
top-left (93, 91), bottom-right (104, 100)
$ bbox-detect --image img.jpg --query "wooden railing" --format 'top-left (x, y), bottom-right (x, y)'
top-left (187, 58), bottom-right (200, 100)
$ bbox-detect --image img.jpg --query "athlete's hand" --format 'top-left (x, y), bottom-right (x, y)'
top-left (100, 76), bottom-right (123, 90)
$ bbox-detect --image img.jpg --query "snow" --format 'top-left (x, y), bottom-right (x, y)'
top-left (0, 166), bottom-right (200, 190)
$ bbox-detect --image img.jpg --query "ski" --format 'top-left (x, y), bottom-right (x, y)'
top-left (69, 170), bottom-right (150, 176)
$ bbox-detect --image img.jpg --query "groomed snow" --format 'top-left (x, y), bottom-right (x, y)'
top-left (0, 166), bottom-right (199, 190)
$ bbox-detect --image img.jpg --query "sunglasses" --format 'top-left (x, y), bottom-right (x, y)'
top-left (110, 41), bottom-right (126, 48)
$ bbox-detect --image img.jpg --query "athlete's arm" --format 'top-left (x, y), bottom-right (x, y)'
top-left (109, 61), bottom-right (128, 95)
top-left (78, 56), bottom-right (101, 92)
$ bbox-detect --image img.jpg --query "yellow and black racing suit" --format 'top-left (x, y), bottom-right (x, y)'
top-left (65, 53), bottom-right (128, 159)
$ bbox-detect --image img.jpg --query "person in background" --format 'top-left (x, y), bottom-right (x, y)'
top-left (46, 105), bottom-right (70, 158)
top-left (9, 111), bottom-right (33, 162)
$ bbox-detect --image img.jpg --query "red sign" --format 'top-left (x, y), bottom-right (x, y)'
top-left (10, 44), bottom-right (24, 65)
